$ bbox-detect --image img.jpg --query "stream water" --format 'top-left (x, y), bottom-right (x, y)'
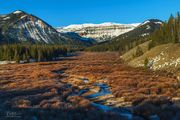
top-left (53, 70), bottom-right (143, 120)
top-left (79, 80), bottom-right (162, 120)
top-left (78, 79), bottom-right (134, 120)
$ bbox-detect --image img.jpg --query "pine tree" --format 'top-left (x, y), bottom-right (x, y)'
top-left (134, 46), bottom-right (143, 58)
top-left (0, 44), bottom-right (68, 63)
top-left (150, 13), bottom-right (180, 47)
top-left (144, 58), bottom-right (149, 69)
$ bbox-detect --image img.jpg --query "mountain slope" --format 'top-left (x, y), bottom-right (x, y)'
top-left (121, 14), bottom-right (180, 78)
top-left (125, 43), bottom-right (180, 77)
top-left (113, 19), bottom-right (163, 41)
top-left (57, 22), bottom-right (140, 42)
top-left (86, 19), bottom-right (163, 52)
top-left (120, 41), bottom-right (151, 62)
top-left (0, 10), bottom-right (93, 46)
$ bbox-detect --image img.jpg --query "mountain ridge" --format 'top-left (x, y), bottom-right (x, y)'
top-left (0, 10), bottom-right (93, 46)
top-left (85, 19), bottom-right (163, 52)
top-left (57, 22), bottom-right (140, 42)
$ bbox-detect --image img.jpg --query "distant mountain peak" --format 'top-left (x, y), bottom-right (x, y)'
top-left (141, 19), bottom-right (163, 26)
top-left (57, 22), bottom-right (140, 42)
top-left (0, 10), bottom-right (93, 45)
top-left (61, 22), bottom-right (140, 29)
top-left (112, 19), bottom-right (163, 42)
top-left (12, 10), bottom-right (25, 14)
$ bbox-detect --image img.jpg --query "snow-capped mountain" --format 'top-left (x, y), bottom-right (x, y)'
top-left (0, 10), bottom-right (93, 45)
top-left (113, 19), bottom-right (163, 41)
top-left (85, 19), bottom-right (163, 52)
top-left (0, 10), bottom-right (163, 46)
top-left (57, 22), bottom-right (140, 42)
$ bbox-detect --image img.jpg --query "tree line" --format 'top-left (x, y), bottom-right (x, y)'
top-left (0, 44), bottom-right (68, 62)
top-left (149, 13), bottom-right (180, 49)
top-left (86, 13), bottom-right (180, 53)
top-left (85, 37), bottom-right (148, 54)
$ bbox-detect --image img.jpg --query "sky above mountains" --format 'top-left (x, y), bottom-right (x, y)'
top-left (0, 0), bottom-right (179, 27)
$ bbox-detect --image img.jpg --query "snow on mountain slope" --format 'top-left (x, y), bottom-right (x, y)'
top-left (126, 43), bottom-right (180, 77)
top-left (0, 10), bottom-right (93, 45)
top-left (13, 10), bottom-right (23, 14)
top-left (0, 10), bottom-right (66, 44)
top-left (113, 19), bottom-right (163, 42)
top-left (57, 22), bottom-right (140, 42)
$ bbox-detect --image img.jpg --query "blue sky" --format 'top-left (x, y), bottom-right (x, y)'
top-left (0, 0), bottom-right (179, 27)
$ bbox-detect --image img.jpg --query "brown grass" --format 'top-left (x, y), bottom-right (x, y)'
top-left (0, 52), bottom-right (179, 119)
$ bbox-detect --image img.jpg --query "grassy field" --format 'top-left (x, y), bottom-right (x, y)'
top-left (121, 43), bottom-right (180, 77)
top-left (0, 52), bottom-right (180, 120)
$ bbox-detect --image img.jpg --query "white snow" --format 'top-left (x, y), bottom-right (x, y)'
top-left (140, 21), bottom-right (162, 26)
top-left (0, 61), bottom-right (16, 65)
top-left (20, 15), bottom-right (27, 19)
top-left (130, 23), bottom-right (141, 27)
top-left (13, 10), bottom-right (23, 14)
top-left (141, 33), bottom-right (149, 37)
top-left (141, 20), bottom-right (150, 26)
top-left (19, 18), bottom-right (53, 44)
top-left (146, 25), bottom-right (151, 29)
top-left (57, 22), bottom-right (140, 42)
top-left (155, 22), bottom-right (163, 24)
top-left (60, 22), bottom-right (140, 30)
top-left (3, 17), bottom-right (10, 20)
top-left (36, 20), bottom-right (44, 28)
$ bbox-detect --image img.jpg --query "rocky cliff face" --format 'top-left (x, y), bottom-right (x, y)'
top-left (57, 23), bottom-right (140, 42)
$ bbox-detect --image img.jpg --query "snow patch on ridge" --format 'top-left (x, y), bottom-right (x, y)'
top-left (155, 21), bottom-right (163, 25)
top-left (20, 15), bottom-right (27, 19)
top-left (60, 22), bottom-right (140, 29)
top-left (57, 22), bottom-right (140, 42)
top-left (141, 20), bottom-right (150, 26)
top-left (13, 10), bottom-right (23, 14)
top-left (3, 17), bottom-right (10, 20)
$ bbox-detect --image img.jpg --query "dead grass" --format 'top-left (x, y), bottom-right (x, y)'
top-left (0, 52), bottom-right (179, 119)
top-left (127, 43), bottom-right (180, 76)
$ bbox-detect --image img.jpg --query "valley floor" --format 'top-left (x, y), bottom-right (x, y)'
top-left (0, 52), bottom-right (180, 120)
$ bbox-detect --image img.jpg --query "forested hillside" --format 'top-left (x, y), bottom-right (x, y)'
top-left (149, 13), bottom-right (180, 49)
top-left (86, 19), bottom-right (162, 53)
top-left (121, 13), bottom-right (180, 77)
top-left (0, 10), bottom-right (95, 62)
top-left (0, 45), bottom-right (68, 63)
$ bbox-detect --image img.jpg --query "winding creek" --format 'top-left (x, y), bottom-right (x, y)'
top-left (53, 69), bottom-right (157, 120)
top-left (77, 78), bottom-right (134, 120)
